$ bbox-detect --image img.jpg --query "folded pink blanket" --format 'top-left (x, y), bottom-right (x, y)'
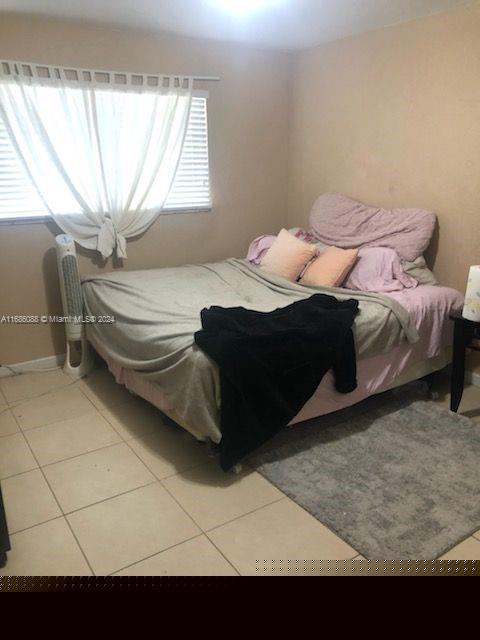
top-left (309, 193), bottom-right (435, 261)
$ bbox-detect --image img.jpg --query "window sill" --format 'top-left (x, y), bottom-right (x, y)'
top-left (1, 207), bottom-right (213, 226)
top-left (160, 206), bottom-right (212, 215)
top-left (0, 207), bottom-right (213, 225)
top-left (0, 215), bottom-right (51, 225)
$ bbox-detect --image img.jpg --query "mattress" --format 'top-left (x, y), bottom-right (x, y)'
top-left (84, 260), bottom-right (463, 441)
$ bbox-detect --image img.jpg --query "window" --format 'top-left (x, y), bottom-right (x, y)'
top-left (0, 94), bottom-right (211, 221)
top-left (0, 116), bottom-right (47, 220)
top-left (164, 96), bottom-right (212, 211)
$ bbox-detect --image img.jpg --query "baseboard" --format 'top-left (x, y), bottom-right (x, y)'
top-left (0, 353), bottom-right (65, 378)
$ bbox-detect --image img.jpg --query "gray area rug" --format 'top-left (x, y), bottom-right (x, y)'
top-left (248, 383), bottom-right (480, 559)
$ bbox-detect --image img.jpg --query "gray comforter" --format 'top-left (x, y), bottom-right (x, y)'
top-left (82, 258), bottom-right (418, 442)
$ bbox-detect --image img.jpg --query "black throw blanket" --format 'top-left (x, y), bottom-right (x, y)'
top-left (194, 293), bottom-right (359, 471)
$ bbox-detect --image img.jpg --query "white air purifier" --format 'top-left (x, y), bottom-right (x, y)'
top-left (55, 234), bottom-right (93, 378)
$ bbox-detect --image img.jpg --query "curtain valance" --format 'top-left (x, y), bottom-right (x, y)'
top-left (0, 59), bottom-right (195, 95)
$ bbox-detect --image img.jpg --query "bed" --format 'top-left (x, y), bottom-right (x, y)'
top-left (82, 258), bottom-right (463, 446)
top-left (81, 193), bottom-right (465, 464)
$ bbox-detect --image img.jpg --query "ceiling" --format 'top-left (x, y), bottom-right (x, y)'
top-left (0, 0), bottom-right (471, 50)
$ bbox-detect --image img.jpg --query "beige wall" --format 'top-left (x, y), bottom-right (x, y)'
top-left (2, 4), bottom-right (480, 365)
top-left (0, 14), bottom-right (291, 363)
top-left (288, 1), bottom-right (480, 294)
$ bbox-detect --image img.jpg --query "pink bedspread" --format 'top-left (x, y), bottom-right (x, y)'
top-left (94, 284), bottom-right (463, 438)
top-left (290, 285), bottom-right (463, 423)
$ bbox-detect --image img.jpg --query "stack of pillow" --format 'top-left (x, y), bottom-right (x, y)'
top-left (252, 193), bottom-right (438, 293)
top-left (260, 229), bottom-right (359, 288)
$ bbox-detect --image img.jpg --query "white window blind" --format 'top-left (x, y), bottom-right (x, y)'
top-left (0, 117), bottom-right (46, 219)
top-left (0, 94), bottom-right (211, 220)
top-left (164, 95), bottom-right (211, 211)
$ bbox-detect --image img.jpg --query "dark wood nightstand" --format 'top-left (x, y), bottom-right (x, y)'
top-left (450, 314), bottom-right (480, 412)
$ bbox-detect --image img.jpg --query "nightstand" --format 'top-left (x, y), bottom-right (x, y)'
top-left (450, 314), bottom-right (480, 412)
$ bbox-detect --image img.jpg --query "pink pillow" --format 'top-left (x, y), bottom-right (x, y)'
top-left (309, 193), bottom-right (436, 261)
top-left (260, 229), bottom-right (317, 281)
top-left (343, 247), bottom-right (418, 292)
top-left (301, 246), bottom-right (358, 287)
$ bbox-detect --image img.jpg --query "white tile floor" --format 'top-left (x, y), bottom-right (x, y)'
top-left (0, 366), bottom-right (479, 575)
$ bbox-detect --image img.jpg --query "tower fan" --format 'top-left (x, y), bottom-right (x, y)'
top-left (55, 234), bottom-right (93, 378)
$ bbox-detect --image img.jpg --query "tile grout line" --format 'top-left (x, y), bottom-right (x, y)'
top-left (0, 439), bottom-right (131, 482)
top-left (204, 495), bottom-right (288, 535)
top-left (10, 390), bottom-right (131, 470)
top-left (18, 438), bottom-right (125, 471)
top-left (7, 410), bottom-right (96, 576)
top-left (20, 410), bottom-right (160, 519)
top-left (0, 464), bottom-right (39, 483)
top-left (61, 472), bottom-right (238, 575)
top-left (12, 380), bottom-right (128, 434)
top-left (1, 406), bottom-right (40, 481)
top-left (61, 479), bottom-right (158, 519)
top-left (202, 534), bottom-right (241, 576)
top-left (4, 476), bottom-right (168, 540)
top-left (38, 440), bottom-right (130, 472)
top-left (157, 476), bottom-right (240, 577)
top-left (0, 405), bottom-right (14, 418)
top-left (202, 495), bottom-right (307, 574)
top-left (4, 382), bottom-right (118, 435)
top-left (122, 435), bottom-right (206, 530)
top-left (2, 366), bottom-right (130, 409)
top-left (50, 472), bottom-right (238, 575)
top-left (0, 407), bottom-right (22, 439)
top-left (14, 408), bottom-right (108, 435)
top-left (107, 532), bottom-right (208, 576)
top-left (1, 377), bottom-right (82, 407)
top-left (7, 513), bottom-right (66, 537)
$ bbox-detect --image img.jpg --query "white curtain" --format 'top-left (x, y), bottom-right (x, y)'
top-left (0, 74), bottom-right (192, 258)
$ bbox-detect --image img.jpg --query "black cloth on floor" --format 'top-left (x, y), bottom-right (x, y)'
top-left (194, 293), bottom-right (359, 471)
